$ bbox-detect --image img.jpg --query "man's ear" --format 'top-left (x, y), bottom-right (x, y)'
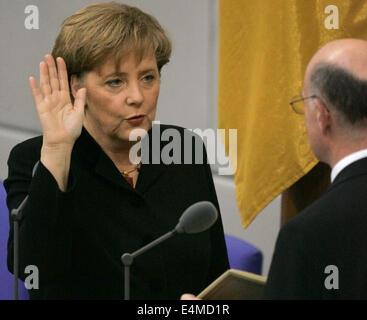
top-left (315, 99), bottom-right (331, 135)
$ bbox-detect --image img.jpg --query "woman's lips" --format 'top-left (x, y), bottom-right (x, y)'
top-left (126, 115), bottom-right (145, 125)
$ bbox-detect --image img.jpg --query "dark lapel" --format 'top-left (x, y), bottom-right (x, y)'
top-left (74, 126), bottom-right (168, 193)
top-left (330, 157), bottom-right (367, 190)
top-left (135, 125), bottom-right (169, 194)
top-left (74, 127), bottom-right (130, 190)
top-left (136, 163), bottom-right (168, 194)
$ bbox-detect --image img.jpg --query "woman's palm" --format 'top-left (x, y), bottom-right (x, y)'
top-left (29, 55), bottom-right (86, 146)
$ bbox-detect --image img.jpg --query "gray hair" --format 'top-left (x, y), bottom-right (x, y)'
top-left (310, 63), bottom-right (367, 126)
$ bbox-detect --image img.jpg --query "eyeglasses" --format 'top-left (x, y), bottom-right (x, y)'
top-left (289, 94), bottom-right (318, 114)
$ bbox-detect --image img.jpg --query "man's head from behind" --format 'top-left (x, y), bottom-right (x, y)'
top-left (302, 38), bottom-right (367, 166)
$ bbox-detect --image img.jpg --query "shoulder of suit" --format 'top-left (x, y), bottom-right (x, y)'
top-left (279, 191), bottom-right (337, 241)
top-left (159, 123), bottom-right (205, 140)
top-left (159, 123), bottom-right (191, 133)
top-left (9, 135), bottom-right (43, 159)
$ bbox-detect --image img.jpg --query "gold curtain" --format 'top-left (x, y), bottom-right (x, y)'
top-left (218, 0), bottom-right (367, 227)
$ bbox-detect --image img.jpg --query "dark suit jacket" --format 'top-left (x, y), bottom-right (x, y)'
top-left (264, 157), bottom-right (367, 299)
top-left (4, 124), bottom-right (229, 299)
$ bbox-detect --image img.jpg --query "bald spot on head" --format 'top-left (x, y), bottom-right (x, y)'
top-left (304, 38), bottom-right (367, 91)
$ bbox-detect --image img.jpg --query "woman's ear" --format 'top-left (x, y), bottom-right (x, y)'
top-left (70, 75), bottom-right (81, 100)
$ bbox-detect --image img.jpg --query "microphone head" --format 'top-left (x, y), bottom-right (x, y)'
top-left (175, 201), bottom-right (218, 234)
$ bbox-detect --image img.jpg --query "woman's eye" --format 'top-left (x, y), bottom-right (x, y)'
top-left (142, 75), bottom-right (155, 82)
top-left (106, 79), bottom-right (122, 87)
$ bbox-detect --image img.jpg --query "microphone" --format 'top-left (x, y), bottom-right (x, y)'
top-left (10, 161), bottom-right (40, 300)
top-left (121, 201), bottom-right (218, 300)
top-left (175, 201), bottom-right (218, 234)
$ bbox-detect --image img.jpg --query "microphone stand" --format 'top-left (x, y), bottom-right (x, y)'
top-left (121, 229), bottom-right (177, 300)
top-left (121, 200), bottom-right (218, 300)
top-left (10, 161), bottom-right (39, 300)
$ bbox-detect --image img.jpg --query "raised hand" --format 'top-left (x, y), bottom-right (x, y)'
top-left (29, 54), bottom-right (86, 148)
top-left (29, 54), bottom-right (86, 191)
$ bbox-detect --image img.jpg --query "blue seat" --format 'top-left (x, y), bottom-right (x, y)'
top-left (0, 181), bottom-right (29, 300)
top-left (225, 234), bottom-right (263, 275)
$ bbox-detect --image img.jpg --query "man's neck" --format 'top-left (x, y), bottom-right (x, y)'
top-left (330, 148), bottom-right (367, 182)
top-left (329, 140), bottom-right (367, 168)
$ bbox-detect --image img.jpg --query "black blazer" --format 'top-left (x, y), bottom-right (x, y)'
top-left (4, 124), bottom-right (229, 299)
top-left (264, 157), bottom-right (367, 299)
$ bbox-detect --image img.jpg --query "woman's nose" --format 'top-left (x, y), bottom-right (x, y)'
top-left (126, 82), bottom-right (144, 106)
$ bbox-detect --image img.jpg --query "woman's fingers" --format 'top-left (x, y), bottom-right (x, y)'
top-left (39, 60), bottom-right (52, 97)
top-left (56, 57), bottom-right (69, 92)
top-left (29, 76), bottom-right (43, 106)
top-left (45, 54), bottom-right (60, 92)
top-left (32, 54), bottom-right (73, 115)
top-left (32, 55), bottom-right (71, 105)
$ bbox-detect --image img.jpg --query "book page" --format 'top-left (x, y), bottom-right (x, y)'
top-left (198, 269), bottom-right (267, 300)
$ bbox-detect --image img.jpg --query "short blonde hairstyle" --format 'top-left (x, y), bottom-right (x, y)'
top-left (52, 2), bottom-right (171, 94)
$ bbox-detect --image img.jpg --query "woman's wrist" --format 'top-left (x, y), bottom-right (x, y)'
top-left (40, 144), bottom-right (74, 192)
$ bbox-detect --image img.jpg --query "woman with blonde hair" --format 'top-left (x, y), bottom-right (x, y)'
top-left (4, 2), bottom-right (229, 299)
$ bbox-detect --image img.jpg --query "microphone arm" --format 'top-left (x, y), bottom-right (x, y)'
top-left (121, 229), bottom-right (177, 301)
top-left (121, 200), bottom-right (218, 300)
top-left (10, 161), bottom-right (40, 300)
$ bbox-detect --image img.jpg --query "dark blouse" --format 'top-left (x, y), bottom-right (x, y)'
top-left (4, 124), bottom-right (229, 299)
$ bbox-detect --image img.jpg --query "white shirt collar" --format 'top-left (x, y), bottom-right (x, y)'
top-left (331, 148), bottom-right (367, 182)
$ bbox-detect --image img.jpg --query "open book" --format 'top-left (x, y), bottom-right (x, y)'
top-left (198, 269), bottom-right (267, 300)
